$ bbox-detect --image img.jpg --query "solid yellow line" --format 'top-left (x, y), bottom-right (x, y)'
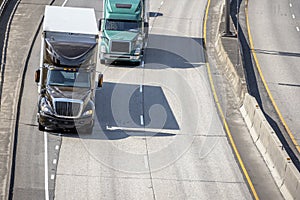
top-left (245, 0), bottom-right (300, 153)
top-left (203, 0), bottom-right (259, 200)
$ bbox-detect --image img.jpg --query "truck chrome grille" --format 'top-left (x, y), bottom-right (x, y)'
top-left (111, 41), bottom-right (130, 53)
top-left (55, 101), bottom-right (81, 117)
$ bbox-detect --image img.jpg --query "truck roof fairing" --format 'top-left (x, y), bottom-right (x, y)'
top-left (106, 0), bottom-right (141, 20)
top-left (43, 6), bottom-right (98, 35)
top-left (45, 39), bottom-right (97, 67)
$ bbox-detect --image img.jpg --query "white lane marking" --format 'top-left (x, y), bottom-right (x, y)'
top-left (62, 0), bottom-right (68, 7)
top-left (55, 145), bottom-right (59, 150)
top-left (141, 61), bottom-right (145, 68)
top-left (106, 126), bottom-right (179, 134)
top-left (44, 132), bottom-right (49, 200)
top-left (140, 115), bottom-right (144, 126)
top-left (140, 85), bottom-right (143, 93)
top-left (296, 27), bottom-right (300, 32)
top-left (292, 14), bottom-right (295, 19)
top-left (144, 155), bottom-right (149, 169)
top-left (290, 3), bottom-right (293, 7)
top-left (160, 1), bottom-right (164, 6)
top-left (53, 159), bottom-right (57, 165)
top-left (51, 174), bottom-right (55, 180)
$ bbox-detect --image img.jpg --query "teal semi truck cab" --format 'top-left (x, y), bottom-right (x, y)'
top-left (100, 0), bottom-right (149, 65)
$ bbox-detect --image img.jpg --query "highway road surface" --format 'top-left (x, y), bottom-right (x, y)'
top-left (248, 0), bottom-right (300, 152)
top-left (5, 0), bottom-right (265, 199)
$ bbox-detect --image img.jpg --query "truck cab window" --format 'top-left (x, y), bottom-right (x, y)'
top-left (105, 19), bottom-right (140, 32)
top-left (47, 69), bottom-right (91, 88)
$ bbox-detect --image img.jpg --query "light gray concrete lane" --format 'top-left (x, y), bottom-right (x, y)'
top-left (53, 0), bottom-right (252, 199)
top-left (248, 0), bottom-right (300, 145)
top-left (143, 1), bottom-right (252, 196)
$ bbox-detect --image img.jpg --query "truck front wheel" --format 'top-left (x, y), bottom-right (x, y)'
top-left (38, 123), bottom-right (45, 131)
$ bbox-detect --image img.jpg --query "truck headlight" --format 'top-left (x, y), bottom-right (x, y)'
top-left (40, 98), bottom-right (53, 115)
top-left (100, 45), bottom-right (107, 53)
top-left (134, 47), bottom-right (141, 55)
top-left (41, 105), bottom-right (53, 115)
top-left (82, 109), bottom-right (93, 116)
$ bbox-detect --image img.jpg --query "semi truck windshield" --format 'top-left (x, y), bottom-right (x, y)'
top-left (105, 19), bottom-right (139, 31)
top-left (47, 69), bottom-right (90, 88)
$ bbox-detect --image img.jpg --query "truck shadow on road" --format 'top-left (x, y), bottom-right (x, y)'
top-left (104, 34), bottom-right (205, 69)
top-left (77, 82), bottom-right (179, 140)
top-left (144, 34), bottom-right (205, 69)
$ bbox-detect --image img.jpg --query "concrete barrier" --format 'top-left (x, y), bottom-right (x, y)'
top-left (215, 33), bottom-right (246, 104)
top-left (284, 163), bottom-right (300, 199)
top-left (241, 93), bottom-right (300, 199)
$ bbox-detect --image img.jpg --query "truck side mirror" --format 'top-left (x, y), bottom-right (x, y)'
top-left (35, 69), bottom-right (40, 83)
top-left (98, 74), bottom-right (103, 87)
top-left (98, 19), bottom-right (103, 31)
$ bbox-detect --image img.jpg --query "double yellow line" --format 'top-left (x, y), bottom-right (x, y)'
top-left (203, 0), bottom-right (259, 199)
top-left (244, 0), bottom-right (300, 154)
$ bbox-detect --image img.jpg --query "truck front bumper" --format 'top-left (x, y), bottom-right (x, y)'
top-left (38, 112), bottom-right (93, 131)
top-left (102, 53), bottom-right (141, 63)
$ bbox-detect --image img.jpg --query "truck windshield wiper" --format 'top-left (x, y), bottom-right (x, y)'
top-left (49, 86), bottom-right (68, 98)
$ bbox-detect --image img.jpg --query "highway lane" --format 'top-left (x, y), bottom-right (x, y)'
top-left (54, 0), bottom-right (252, 199)
top-left (248, 0), bottom-right (300, 150)
top-left (9, 0), bottom-right (253, 199)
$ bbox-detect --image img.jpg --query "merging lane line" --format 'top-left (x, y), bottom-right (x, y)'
top-left (296, 27), bottom-right (300, 32)
top-left (292, 14), bottom-right (295, 19)
top-left (44, 132), bottom-right (49, 200)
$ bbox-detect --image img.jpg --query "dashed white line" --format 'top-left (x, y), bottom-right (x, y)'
top-left (292, 14), bottom-right (295, 19)
top-left (44, 132), bottom-right (49, 200)
top-left (296, 27), bottom-right (300, 32)
top-left (160, 1), bottom-right (164, 6)
top-left (140, 85), bottom-right (143, 92)
top-left (53, 159), bottom-right (57, 165)
top-left (144, 155), bottom-right (149, 169)
top-left (140, 115), bottom-right (144, 126)
top-left (50, 174), bottom-right (55, 180)
top-left (55, 145), bottom-right (59, 150)
top-left (141, 61), bottom-right (145, 68)
top-left (62, 0), bottom-right (68, 7)
top-left (290, 3), bottom-right (293, 7)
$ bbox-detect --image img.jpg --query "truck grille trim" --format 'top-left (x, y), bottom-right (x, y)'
top-left (111, 41), bottom-right (130, 53)
top-left (55, 101), bottom-right (82, 117)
